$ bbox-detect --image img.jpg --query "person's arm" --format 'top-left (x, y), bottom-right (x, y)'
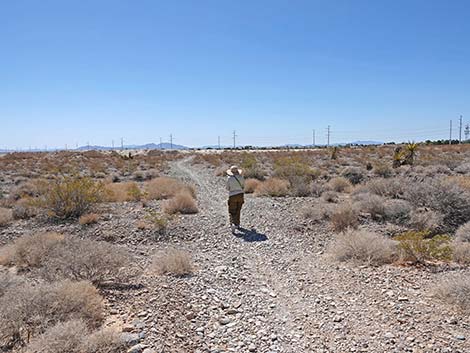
top-left (240, 176), bottom-right (245, 189)
top-left (226, 176), bottom-right (231, 191)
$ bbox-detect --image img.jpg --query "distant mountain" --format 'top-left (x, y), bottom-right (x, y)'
top-left (76, 142), bottom-right (189, 150)
top-left (347, 140), bottom-right (383, 146)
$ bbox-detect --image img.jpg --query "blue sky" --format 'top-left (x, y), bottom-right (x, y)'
top-left (1, 0), bottom-right (470, 149)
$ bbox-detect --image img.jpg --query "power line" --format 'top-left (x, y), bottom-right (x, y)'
top-left (459, 115), bottom-right (463, 144)
top-left (326, 125), bottom-right (331, 146)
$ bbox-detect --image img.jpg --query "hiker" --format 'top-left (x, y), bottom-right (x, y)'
top-left (226, 165), bottom-right (245, 233)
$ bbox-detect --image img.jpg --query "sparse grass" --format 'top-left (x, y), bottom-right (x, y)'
top-left (104, 181), bottom-right (143, 202)
top-left (244, 178), bottom-right (261, 193)
top-left (329, 229), bottom-right (397, 265)
top-left (434, 275), bottom-right (470, 312)
top-left (163, 192), bottom-right (198, 214)
top-left (330, 203), bottom-right (359, 232)
top-left (79, 213), bottom-right (100, 225)
top-left (0, 207), bottom-right (12, 226)
top-left (145, 177), bottom-right (195, 200)
top-left (151, 249), bottom-right (193, 277)
top-left (0, 280), bottom-right (103, 348)
top-left (254, 178), bottom-right (290, 197)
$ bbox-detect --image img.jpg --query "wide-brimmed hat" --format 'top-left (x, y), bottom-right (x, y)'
top-left (226, 165), bottom-right (242, 176)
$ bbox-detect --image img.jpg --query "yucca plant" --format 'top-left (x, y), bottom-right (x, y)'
top-left (403, 142), bottom-right (418, 166)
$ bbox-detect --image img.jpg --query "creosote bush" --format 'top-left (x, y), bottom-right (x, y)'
top-left (452, 241), bottom-right (470, 265)
top-left (395, 231), bottom-right (452, 264)
top-left (35, 176), bottom-right (104, 219)
top-left (0, 280), bottom-right (103, 348)
top-left (151, 249), bottom-right (193, 277)
top-left (341, 167), bottom-right (365, 185)
top-left (0, 232), bottom-right (132, 286)
top-left (163, 192), bottom-right (198, 214)
top-left (329, 229), bottom-right (397, 265)
top-left (254, 178), bottom-right (290, 197)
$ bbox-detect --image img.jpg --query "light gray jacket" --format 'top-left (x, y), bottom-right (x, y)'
top-left (226, 175), bottom-right (245, 197)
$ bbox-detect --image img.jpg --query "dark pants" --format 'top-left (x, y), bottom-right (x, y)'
top-left (228, 193), bottom-right (244, 226)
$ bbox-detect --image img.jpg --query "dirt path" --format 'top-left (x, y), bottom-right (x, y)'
top-left (135, 158), bottom-right (470, 353)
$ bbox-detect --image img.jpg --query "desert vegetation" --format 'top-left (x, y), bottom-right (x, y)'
top-left (1, 145), bottom-right (470, 351)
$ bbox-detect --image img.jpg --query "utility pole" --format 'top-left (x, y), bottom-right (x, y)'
top-left (112, 140), bottom-right (114, 149)
top-left (87, 141), bottom-right (90, 150)
top-left (170, 134), bottom-right (173, 149)
top-left (233, 130), bottom-right (237, 148)
top-left (218, 136), bottom-right (221, 149)
top-left (312, 129), bottom-right (316, 147)
top-left (449, 120), bottom-right (452, 145)
top-left (121, 137), bottom-right (124, 150)
top-left (160, 137), bottom-right (163, 149)
top-left (327, 125), bottom-right (331, 147)
top-left (65, 144), bottom-right (68, 151)
top-left (459, 115), bottom-right (463, 144)
top-left (465, 124), bottom-right (470, 141)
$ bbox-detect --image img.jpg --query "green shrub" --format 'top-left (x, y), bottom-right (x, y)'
top-left (395, 231), bottom-right (452, 264)
top-left (34, 176), bottom-right (104, 219)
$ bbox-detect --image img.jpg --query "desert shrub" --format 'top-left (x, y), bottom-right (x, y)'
top-left (322, 190), bottom-right (338, 203)
top-left (0, 233), bottom-right (132, 286)
top-left (104, 181), bottom-right (143, 202)
top-left (274, 157), bottom-right (317, 182)
top-left (163, 192), bottom-right (198, 215)
top-left (79, 213), bottom-right (100, 225)
top-left (341, 166), bottom-right (365, 185)
top-left (327, 177), bottom-right (351, 192)
top-left (454, 163), bottom-right (470, 174)
top-left (132, 170), bottom-right (145, 181)
top-left (0, 207), bottom-right (12, 226)
top-left (151, 249), bottom-right (193, 277)
top-left (456, 221), bottom-right (470, 242)
top-left (383, 199), bottom-right (412, 224)
top-left (0, 272), bottom-right (22, 297)
top-left (11, 198), bottom-right (37, 219)
top-left (289, 176), bottom-right (313, 197)
top-left (329, 229), bottom-right (397, 265)
top-left (354, 193), bottom-right (385, 220)
top-left (395, 231), bottom-right (452, 264)
top-left (243, 165), bottom-right (266, 180)
top-left (373, 162), bottom-right (392, 178)
top-left (26, 320), bottom-right (126, 353)
top-left (301, 204), bottom-right (332, 222)
top-left (35, 176), bottom-right (104, 219)
top-left (363, 178), bottom-right (404, 198)
top-left (310, 182), bottom-right (325, 197)
top-left (255, 178), bottom-right (290, 197)
top-left (141, 209), bottom-right (169, 235)
top-left (26, 319), bottom-right (87, 353)
top-left (244, 178), bottom-right (261, 193)
top-left (0, 232), bottom-right (65, 268)
top-left (0, 280), bottom-right (103, 348)
top-left (82, 326), bottom-right (127, 353)
top-left (330, 204), bottom-right (359, 232)
top-left (404, 180), bottom-right (470, 231)
top-left (145, 177), bottom-right (195, 200)
top-left (408, 209), bottom-right (443, 233)
top-left (434, 275), bottom-right (470, 312)
top-left (452, 241), bottom-right (470, 265)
